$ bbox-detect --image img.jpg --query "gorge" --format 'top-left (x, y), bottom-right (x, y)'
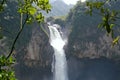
top-left (0, 0), bottom-right (120, 80)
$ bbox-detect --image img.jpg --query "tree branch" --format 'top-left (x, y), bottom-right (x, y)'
top-left (6, 14), bottom-right (28, 59)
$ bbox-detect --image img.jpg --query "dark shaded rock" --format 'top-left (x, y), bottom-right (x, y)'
top-left (15, 23), bottom-right (54, 80)
top-left (17, 23), bottom-right (54, 67)
top-left (68, 56), bottom-right (120, 80)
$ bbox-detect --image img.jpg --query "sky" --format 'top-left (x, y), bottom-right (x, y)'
top-left (63, 0), bottom-right (86, 5)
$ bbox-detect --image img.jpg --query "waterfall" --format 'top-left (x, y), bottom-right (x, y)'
top-left (48, 25), bottom-right (68, 80)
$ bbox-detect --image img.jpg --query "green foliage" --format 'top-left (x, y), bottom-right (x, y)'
top-left (18, 0), bottom-right (51, 23)
top-left (0, 55), bottom-right (16, 80)
top-left (112, 36), bottom-right (119, 46)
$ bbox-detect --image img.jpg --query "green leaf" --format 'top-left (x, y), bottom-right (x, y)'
top-left (0, 74), bottom-right (2, 78)
top-left (110, 24), bottom-right (115, 29)
top-left (102, 17), bottom-right (106, 21)
top-left (112, 36), bottom-right (119, 46)
top-left (18, 8), bottom-right (23, 13)
top-left (44, 0), bottom-right (49, 3)
top-left (36, 13), bottom-right (44, 23)
top-left (26, 17), bottom-right (33, 24)
top-left (98, 23), bottom-right (103, 28)
top-left (28, 7), bottom-right (36, 15)
top-left (9, 56), bottom-right (14, 64)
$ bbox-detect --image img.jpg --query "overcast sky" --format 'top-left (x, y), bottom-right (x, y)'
top-left (49, 0), bottom-right (86, 5)
top-left (63, 0), bottom-right (78, 4)
top-left (63, 0), bottom-right (86, 4)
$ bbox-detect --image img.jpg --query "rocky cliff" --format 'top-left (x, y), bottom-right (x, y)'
top-left (23, 23), bottom-right (53, 68)
top-left (65, 1), bottom-right (120, 59)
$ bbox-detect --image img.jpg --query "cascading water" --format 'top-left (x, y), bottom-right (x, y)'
top-left (48, 25), bottom-right (68, 80)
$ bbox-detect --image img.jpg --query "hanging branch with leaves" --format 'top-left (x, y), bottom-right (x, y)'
top-left (86, 0), bottom-right (120, 46)
top-left (0, 0), bottom-right (51, 80)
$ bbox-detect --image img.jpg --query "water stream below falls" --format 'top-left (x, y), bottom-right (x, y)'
top-left (48, 25), bottom-right (68, 80)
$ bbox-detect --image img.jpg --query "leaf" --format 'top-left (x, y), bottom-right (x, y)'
top-left (0, 74), bottom-right (2, 78)
top-left (9, 56), bottom-right (14, 64)
top-left (112, 36), bottom-right (119, 46)
top-left (36, 13), bottom-right (44, 23)
top-left (26, 17), bottom-right (33, 24)
top-left (28, 7), bottom-right (36, 15)
top-left (98, 23), bottom-right (103, 28)
top-left (102, 17), bottom-right (106, 21)
top-left (44, 0), bottom-right (49, 3)
top-left (17, 8), bottom-right (23, 13)
top-left (110, 24), bottom-right (115, 29)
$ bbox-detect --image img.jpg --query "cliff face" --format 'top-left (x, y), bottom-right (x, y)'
top-left (24, 24), bottom-right (53, 68)
top-left (15, 23), bottom-right (54, 80)
top-left (67, 56), bottom-right (120, 80)
top-left (65, 1), bottom-right (120, 59)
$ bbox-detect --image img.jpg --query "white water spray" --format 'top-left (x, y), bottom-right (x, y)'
top-left (48, 25), bottom-right (68, 80)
